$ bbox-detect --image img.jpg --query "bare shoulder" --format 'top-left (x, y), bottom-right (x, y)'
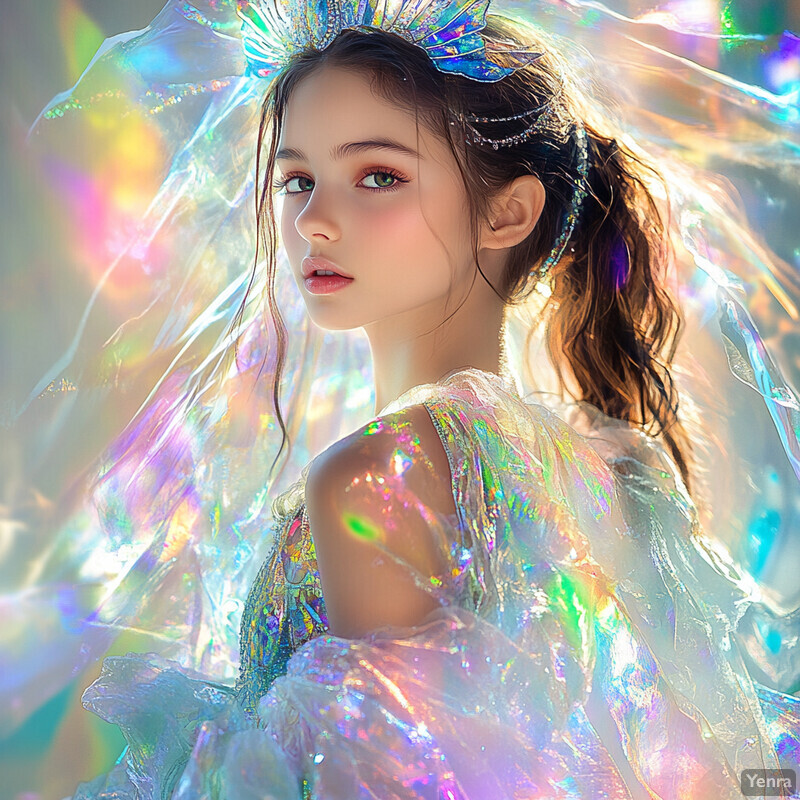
top-left (307, 403), bottom-right (454, 519)
top-left (305, 403), bottom-right (456, 638)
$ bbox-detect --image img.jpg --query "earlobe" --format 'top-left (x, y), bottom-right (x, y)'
top-left (483, 174), bottom-right (545, 251)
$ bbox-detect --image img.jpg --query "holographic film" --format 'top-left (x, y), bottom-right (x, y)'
top-left (1, 1), bottom-right (799, 797)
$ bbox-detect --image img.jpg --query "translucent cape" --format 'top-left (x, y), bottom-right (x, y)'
top-left (73, 369), bottom-right (800, 798)
top-left (2, 0), bottom-right (799, 789)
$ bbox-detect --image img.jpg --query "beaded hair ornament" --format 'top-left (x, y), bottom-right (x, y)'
top-left (238, 0), bottom-right (591, 277)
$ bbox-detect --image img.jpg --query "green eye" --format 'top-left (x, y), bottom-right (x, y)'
top-left (363, 172), bottom-right (397, 189)
top-left (285, 176), bottom-right (314, 193)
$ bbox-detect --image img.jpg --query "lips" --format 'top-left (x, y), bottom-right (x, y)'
top-left (301, 256), bottom-right (353, 280)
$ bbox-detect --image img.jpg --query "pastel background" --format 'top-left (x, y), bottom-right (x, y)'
top-left (1, 6), bottom-right (173, 799)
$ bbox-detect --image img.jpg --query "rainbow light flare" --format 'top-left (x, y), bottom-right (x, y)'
top-left (58, 0), bottom-right (104, 84)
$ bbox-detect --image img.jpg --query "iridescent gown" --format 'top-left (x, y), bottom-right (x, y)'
top-left (71, 368), bottom-right (799, 799)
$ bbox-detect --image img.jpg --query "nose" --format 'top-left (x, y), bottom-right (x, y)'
top-left (293, 186), bottom-right (341, 243)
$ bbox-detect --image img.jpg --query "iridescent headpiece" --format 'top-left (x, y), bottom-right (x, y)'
top-left (238, 0), bottom-right (590, 277)
top-left (238, 0), bottom-right (542, 82)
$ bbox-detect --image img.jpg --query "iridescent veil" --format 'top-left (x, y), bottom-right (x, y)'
top-left (2, 0), bottom-right (799, 787)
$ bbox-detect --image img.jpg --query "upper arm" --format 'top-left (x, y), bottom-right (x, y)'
top-left (305, 404), bottom-right (456, 639)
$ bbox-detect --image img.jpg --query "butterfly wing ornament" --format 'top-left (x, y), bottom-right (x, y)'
top-left (238, 0), bottom-right (542, 81)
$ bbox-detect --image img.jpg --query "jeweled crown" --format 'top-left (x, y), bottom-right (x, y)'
top-left (237, 0), bottom-right (542, 82)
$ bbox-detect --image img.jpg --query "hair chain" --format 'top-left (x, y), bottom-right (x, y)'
top-left (462, 104), bottom-right (560, 150)
top-left (459, 97), bottom-right (590, 278)
top-left (536, 123), bottom-right (589, 278)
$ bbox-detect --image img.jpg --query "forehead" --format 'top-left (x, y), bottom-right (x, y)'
top-left (279, 66), bottom-right (441, 157)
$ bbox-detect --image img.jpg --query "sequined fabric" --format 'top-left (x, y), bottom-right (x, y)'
top-left (72, 369), bottom-right (800, 799)
top-left (236, 505), bottom-right (329, 718)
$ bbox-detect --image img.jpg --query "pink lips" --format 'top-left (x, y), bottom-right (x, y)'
top-left (301, 256), bottom-right (354, 295)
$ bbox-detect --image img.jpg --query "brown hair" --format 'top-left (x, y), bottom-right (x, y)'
top-left (241, 18), bottom-right (692, 490)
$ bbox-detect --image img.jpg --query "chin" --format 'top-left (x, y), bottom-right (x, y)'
top-left (306, 310), bottom-right (369, 333)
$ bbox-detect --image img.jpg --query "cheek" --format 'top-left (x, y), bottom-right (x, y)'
top-left (359, 202), bottom-right (427, 250)
top-left (414, 177), bottom-right (474, 258)
top-left (363, 201), bottom-right (472, 301)
top-left (356, 192), bottom-right (463, 260)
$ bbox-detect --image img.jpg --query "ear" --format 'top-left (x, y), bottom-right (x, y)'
top-left (480, 174), bottom-right (545, 251)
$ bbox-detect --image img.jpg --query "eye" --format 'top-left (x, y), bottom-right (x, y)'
top-left (285, 175), bottom-right (314, 193)
top-left (273, 174), bottom-right (314, 194)
top-left (359, 170), bottom-right (407, 191)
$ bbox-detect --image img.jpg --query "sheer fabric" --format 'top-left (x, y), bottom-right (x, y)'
top-left (73, 369), bottom-right (800, 799)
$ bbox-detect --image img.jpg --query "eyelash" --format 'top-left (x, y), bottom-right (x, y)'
top-left (272, 167), bottom-right (409, 195)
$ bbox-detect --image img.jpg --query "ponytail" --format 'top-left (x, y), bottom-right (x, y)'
top-left (545, 131), bottom-right (692, 489)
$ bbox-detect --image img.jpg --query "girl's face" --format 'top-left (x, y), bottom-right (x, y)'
top-left (275, 66), bottom-right (478, 334)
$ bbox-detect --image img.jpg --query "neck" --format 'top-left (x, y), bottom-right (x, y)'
top-left (365, 272), bottom-right (507, 414)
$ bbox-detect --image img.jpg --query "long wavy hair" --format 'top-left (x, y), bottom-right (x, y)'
top-left (238, 17), bottom-right (693, 491)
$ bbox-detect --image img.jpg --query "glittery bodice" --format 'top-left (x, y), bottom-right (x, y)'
top-left (235, 501), bottom-right (328, 717)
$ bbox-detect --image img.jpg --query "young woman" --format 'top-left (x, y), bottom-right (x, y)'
top-left (12, 0), bottom-right (800, 797)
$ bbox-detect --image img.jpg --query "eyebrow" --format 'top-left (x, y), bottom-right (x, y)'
top-left (276, 138), bottom-right (423, 162)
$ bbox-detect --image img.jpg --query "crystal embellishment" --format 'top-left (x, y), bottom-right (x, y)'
top-left (238, 0), bottom-right (542, 83)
